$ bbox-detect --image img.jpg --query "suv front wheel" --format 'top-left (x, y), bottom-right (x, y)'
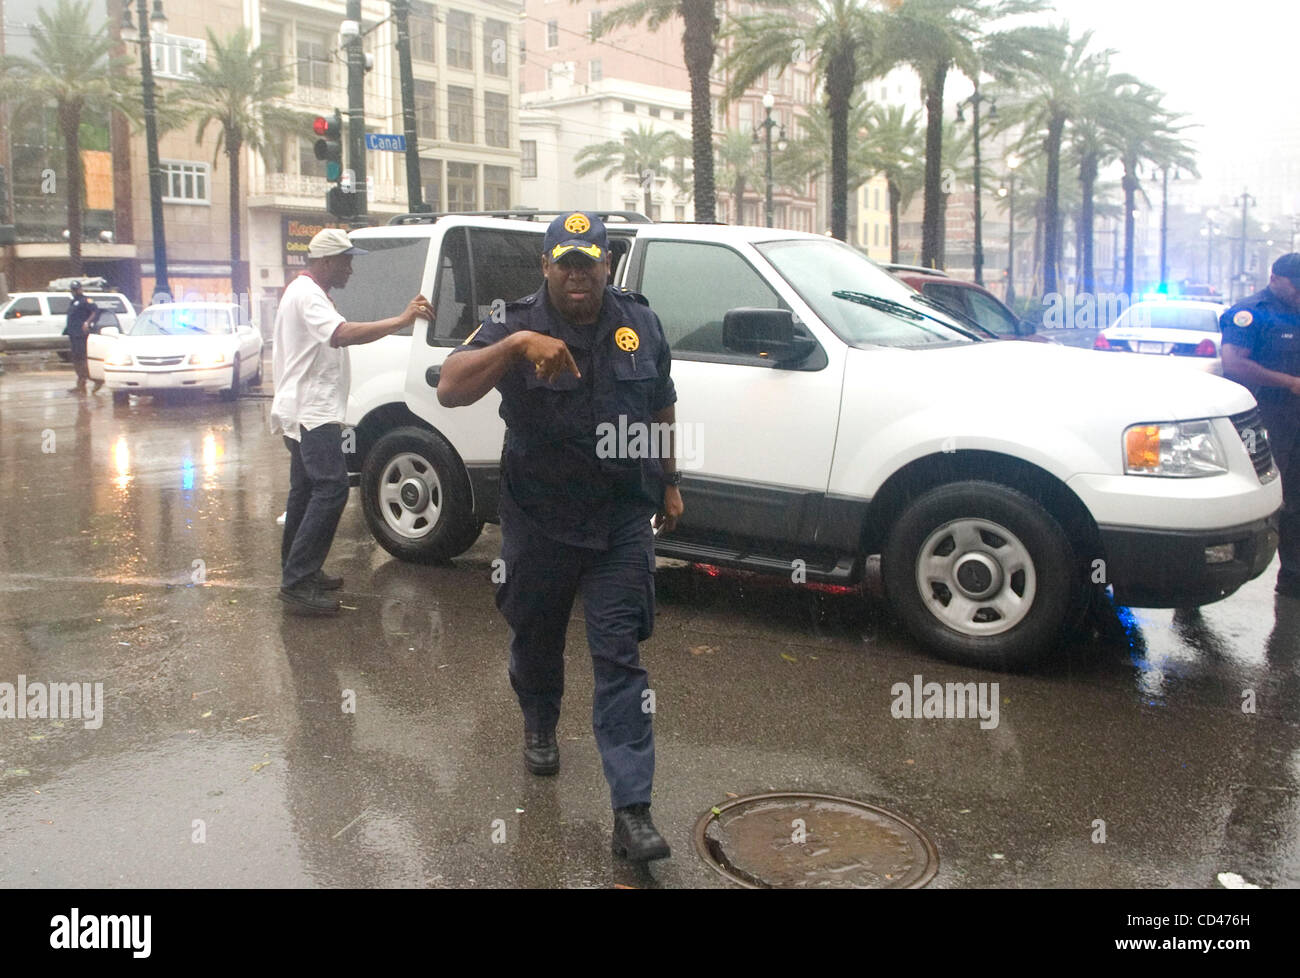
top-left (360, 427), bottom-right (483, 563)
top-left (882, 480), bottom-right (1076, 670)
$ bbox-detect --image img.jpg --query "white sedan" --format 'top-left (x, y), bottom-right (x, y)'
top-left (88, 302), bottom-right (263, 402)
top-left (1093, 299), bottom-right (1227, 373)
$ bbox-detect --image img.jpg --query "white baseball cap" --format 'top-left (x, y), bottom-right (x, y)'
top-left (307, 227), bottom-right (368, 258)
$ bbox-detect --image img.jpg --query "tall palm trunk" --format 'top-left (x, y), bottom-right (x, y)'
top-left (888, 177), bottom-right (901, 263)
top-left (227, 132), bottom-right (245, 300)
top-left (732, 175), bottom-right (747, 224)
top-left (1042, 112), bottom-right (1065, 295)
top-left (919, 62), bottom-right (947, 268)
top-left (682, 0), bottom-right (717, 223)
top-left (643, 181), bottom-right (653, 218)
top-left (1122, 153), bottom-right (1137, 295)
top-left (1079, 150), bottom-right (1098, 294)
top-left (59, 99), bottom-right (84, 274)
top-left (825, 47), bottom-right (856, 242)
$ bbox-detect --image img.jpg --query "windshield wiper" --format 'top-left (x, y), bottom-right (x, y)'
top-left (831, 289), bottom-right (982, 341)
top-left (907, 294), bottom-right (993, 340)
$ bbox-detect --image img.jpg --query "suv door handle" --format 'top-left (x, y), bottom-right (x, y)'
top-left (425, 366), bottom-right (440, 388)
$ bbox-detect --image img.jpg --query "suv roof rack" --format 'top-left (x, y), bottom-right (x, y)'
top-left (386, 209), bottom-right (653, 226)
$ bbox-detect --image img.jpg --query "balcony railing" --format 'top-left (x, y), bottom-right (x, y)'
top-left (252, 172), bottom-right (406, 205)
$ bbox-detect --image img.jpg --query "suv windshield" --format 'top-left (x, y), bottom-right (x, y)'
top-left (755, 239), bottom-right (974, 347)
top-left (131, 306), bottom-right (233, 336)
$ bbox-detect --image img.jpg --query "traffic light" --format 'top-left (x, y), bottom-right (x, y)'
top-left (313, 111), bottom-right (344, 183)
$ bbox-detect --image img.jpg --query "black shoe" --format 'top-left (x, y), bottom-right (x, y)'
top-left (278, 583), bottom-right (341, 616)
top-left (612, 804), bottom-right (671, 862)
top-left (523, 729), bottom-right (559, 776)
top-left (313, 570), bottom-right (343, 590)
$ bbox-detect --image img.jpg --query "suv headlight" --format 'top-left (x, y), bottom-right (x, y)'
top-left (1124, 420), bottom-right (1227, 476)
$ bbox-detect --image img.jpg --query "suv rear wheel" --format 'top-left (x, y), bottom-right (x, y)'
top-left (361, 427), bottom-right (483, 563)
top-left (882, 480), bottom-right (1076, 670)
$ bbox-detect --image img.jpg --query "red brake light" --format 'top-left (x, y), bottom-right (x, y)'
top-left (313, 116), bottom-right (330, 136)
top-left (1194, 338), bottom-right (1217, 357)
top-left (1094, 334), bottom-right (1111, 350)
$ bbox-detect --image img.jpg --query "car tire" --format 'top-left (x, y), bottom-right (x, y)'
top-left (111, 390), bottom-right (129, 406)
top-left (221, 362), bottom-right (240, 401)
top-left (250, 353), bottom-right (263, 387)
top-left (881, 480), bottom-right (1076, 671)
top-left (360, 426), bottom-right (483, 564)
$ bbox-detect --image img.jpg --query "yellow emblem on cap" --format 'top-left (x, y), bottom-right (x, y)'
top-left (615, 327), bottom-right (640, 352)
top-left (551, 242), bottom-right (603, 260)
top-left (1233, 310), bottom-right (1254, 328)
top-left (564, 213), bottom-right (591, 234)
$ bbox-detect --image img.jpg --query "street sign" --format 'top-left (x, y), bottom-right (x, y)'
top-left (365, 133), bottom-right (407, 152)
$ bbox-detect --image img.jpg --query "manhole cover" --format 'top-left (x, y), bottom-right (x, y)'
top-left (694, 792), bottom-right (938, 889)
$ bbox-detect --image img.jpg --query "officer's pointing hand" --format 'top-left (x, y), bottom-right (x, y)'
top-left (520, 332), bottom-right (580, 381)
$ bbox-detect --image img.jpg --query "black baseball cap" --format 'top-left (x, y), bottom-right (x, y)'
top-left (1272, 253), bottom-right (1300, 284)
top-left (543, 211), bottom-right (608, 263)
top-left (70, 281), bottom-right (82, 290)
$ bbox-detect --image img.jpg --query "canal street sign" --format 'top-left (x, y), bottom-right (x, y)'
top-left (365, 133), bottom-right (407, 152)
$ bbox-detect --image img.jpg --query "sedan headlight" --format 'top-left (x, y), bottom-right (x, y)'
top-left (188, 350), bottom-right (227, 366)
top-left (1124, 420), bottom-right (1227, 476)
top-left (105, 348), bottom-right (134, 367)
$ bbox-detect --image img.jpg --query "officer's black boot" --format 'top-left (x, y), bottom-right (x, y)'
top-left (523, 729), bottom-right (559, 775)
top-left (612, 804), bottom-right (671, 861)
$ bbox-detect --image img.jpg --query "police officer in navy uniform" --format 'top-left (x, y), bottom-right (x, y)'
top-left (1221, 253), bottom-right (1300, 596)
top-left (63, 281), bottom-right (102, 395)
top-left (438, 211), bottom-right (683, 862)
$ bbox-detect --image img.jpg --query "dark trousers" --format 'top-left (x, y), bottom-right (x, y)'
top-left (1271, 418), bottom-right (1300, 580)
top-left (68, 340), bottom-right (89, 387)
top-left (496, 510), bottom-right (656, 810)
top-left (281, 423), bottom-right (349, 590)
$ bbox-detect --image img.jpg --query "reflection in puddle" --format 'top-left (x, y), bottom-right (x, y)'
top-left (112, 435), bottom-right (131, 490)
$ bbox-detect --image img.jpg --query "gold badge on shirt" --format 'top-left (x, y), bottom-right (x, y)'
top-left (1233, 310), bottom-right (1254, 328)
top-left (615, 327), bottom-right (640, 352)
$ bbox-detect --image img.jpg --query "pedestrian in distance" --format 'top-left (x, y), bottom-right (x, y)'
top-left (437, 211), bottom-right (684, 862)
top-left (63, 281), bottom-right (101, 395)
top-left (1221, 253), bottom-right (1300, 596)
top-left (271, 228), bottom-right (432, 616)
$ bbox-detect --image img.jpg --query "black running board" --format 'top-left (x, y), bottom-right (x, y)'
top-left (654, 538), bottom-right (857, 584)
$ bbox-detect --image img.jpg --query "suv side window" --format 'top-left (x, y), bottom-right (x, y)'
top-left (636, 240), bottom-right (782, 358)
top-left (329, 237), bottom-right (432, 338)
top-left (429, 227), bottom-right (543, 345)
top-left (48, 297), bottom-right (72, 315)
top-left (5, 297), bottom-right (41, 319)
top-left (966, 289), bottom-right (1021, 337)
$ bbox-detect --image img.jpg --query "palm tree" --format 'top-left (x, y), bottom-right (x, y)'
top-left (0, 0), bottom-right (134, 274)
top-left (715, 128), bottom-right (762, 224)
top-left (862, 104), bottom-right (924, 263)
top-left (882, 0), bottom-right (1047, 269)
top-left (993, 24), bottom-right (1108, 296)
top-left (722, 0), bottom-right (881, 242)
top-left (574, 125), bottom-right (691, 215)
top-left (592, 1), bottom-right (725, 223)
top-left (179, 28), bottom-right (296, 300)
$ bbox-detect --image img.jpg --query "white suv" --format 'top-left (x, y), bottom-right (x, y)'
top-left (0, 290), bottom-right (137, 350)
top-left (330, 214), bottom-right (1280, 669)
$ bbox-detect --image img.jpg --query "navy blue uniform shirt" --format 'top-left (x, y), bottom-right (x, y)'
top-left (449, 282), bottom-right (676, 549)
top-left (1220, 287), bottom-right (1300, 417)
top-left (63, 296), bottom-right (98, 341)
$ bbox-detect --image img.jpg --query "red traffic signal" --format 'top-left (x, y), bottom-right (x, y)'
top-left (313, 115), bottom-right (331, 137)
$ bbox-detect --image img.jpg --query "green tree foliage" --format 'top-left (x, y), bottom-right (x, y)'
top-left (574, 125), bottom-right (691, 215)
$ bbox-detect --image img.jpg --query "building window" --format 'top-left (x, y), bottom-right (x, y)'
top-left (738, 101), bottom-right (753, 131)
top-left (651, 204), bottom-right (662, 221)
top-left (297, 136), bottom-right (317, 177)
top-left (673, 109), bottom-right (684, 120)
top-left (546, 19), bottom-right (558, 49)
top-left (259, 22), bottom-right (284, 72)
top-left (484, 92), bottom-right (509, 147)
top-left (447, 161), bottom-right (477, 211)
top-left (414, 80), bottom-right (437, 139)
top-left (622, 101), bottom-right (636, 113)
top-left (589, 58), bottom-right (602, 82)
top-left (161, 161), bottom-right (209, 203)
top-left (484, 165), bottom-right (510, 210)
top-left (296, 27), bottom-right (331, 88)
top-left (420, 158), bottom-right (442, 211)
top-left (446, 9), bottom-right (473, 69)
top-left (649, 106), bottom-right (660, 118)
top-left (448, 86), bottom-right (474, 143)
top-left (519, 33), bottom-right (526, 66)
top-left (152, 33), bottom-right (206, 80)
top-left (521, 140), bottom-right (537, 178)
top-left (410, 1), bottom-right (435, 62)
top-left (588, 9), bottom-right (603, 39)
top-left (484, 18), bottom-right (508, 76)
top-left (675, 204), bottom-right (685, 221)
top-left (873, 223), bottom-right (880, 246)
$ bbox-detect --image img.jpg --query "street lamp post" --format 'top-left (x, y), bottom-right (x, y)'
top-left (121, 0), bottom-right (170, 301)
top-left (1201, 218), bottom-right (1219, 288)
top-left (1159, 166), bottom-right (1179, 288)
top-left (1235, 188), bottom-right (1256, 290)
top-left (957, 86), bottom-right (995, 285)
top-left (754, 91), bottom-right (786, 228)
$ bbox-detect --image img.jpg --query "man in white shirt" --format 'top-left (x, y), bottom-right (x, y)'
top-left (272, 228), bottom-right (431, 615)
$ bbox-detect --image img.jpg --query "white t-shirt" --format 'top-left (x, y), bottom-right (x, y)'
top-left (270, 273), bottom-right (348, 439)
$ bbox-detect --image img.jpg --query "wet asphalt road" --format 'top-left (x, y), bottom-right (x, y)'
top-left (0, 367), bottom-right (1296, 889)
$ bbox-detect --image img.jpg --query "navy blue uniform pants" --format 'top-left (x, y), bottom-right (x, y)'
top-left (496, 509), bottom-right (656, 810)
top-left (1266, 411), bottom-right (1300, 580)
top-left (281, 423), bottom-right (350, 590)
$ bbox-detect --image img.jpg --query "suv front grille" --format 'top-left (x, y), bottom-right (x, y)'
top-left (1230, 408), bottom-right (1276, 482)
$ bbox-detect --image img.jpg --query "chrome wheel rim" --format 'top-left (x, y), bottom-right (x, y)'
top-left (378, 452), bottom-right (442, 540)
top-left (914, 518), bottom-right (1036, 636)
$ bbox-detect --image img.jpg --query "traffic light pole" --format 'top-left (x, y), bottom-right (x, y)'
top-left (392, 0), bottom-right (425, 213)
top-left (345, 0), bottom-right (368, 221)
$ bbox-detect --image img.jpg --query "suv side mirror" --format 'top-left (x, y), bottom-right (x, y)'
top-left (723, 308), bottom-right (816, 364)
